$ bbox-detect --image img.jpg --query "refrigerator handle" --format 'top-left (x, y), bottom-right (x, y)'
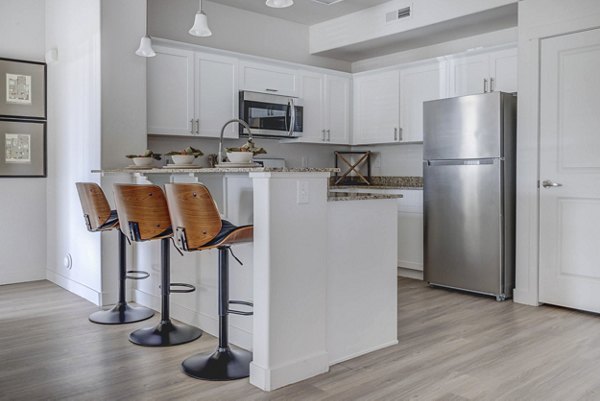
top-left (426, 158), bottom-right (496, 166)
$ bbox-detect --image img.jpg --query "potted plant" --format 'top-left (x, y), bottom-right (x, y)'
top-left (125, 150), bottom-right (162, 166)
top-left (226, 139), bottom-right (267, 163)
top-left (165, 146), bottom-right (204, 165)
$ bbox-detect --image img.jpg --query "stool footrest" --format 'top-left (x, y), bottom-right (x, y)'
top-left (126, 270), bottom-right (150, 280)
top-left (170, 282), bottom-right (196, 294)
top-left (228, 300), bottom-right (253, 316)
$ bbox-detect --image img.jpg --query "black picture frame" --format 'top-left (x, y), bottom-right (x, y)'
top-left (0, 57), bottom-right (47, 120)
top-left (0, 118), bottom-right (46, 177)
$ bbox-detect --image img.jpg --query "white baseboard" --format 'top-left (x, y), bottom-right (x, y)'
top-left (133, 288), bottom-right (253, 351)
top-left (249, 351), bottom-right (329, 391)
top-left (46, 269), bottom-right (101, 306)
top-left (329, 339), bottom-right (399, 365)
top-left (397, 267), bottom-right (423, 280)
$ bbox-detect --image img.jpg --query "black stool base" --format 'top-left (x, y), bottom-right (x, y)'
top-left (182, 346), bottom-right (252, 381)
top-left (89, 302), bottom-right (154, 325)
top-left (129, 320), bottom-right (202, 347)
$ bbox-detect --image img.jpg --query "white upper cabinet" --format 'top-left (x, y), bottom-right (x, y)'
top-left (489, 48), bottom-right (518, 93)
top-left (147, 47), bottom-right (239, 138)
top-left (353, 70), bottom-right (400, 145)
top-left (239, 61), bottom-right (299, 97)
top-left (325, 75), bottom-right (351, 144)
top-left (399, 61), bottom-right (447, 143)
top-left (147, 46), bottom-right (195, 136)
top-left (448, 47), bottom-right (518, 97)
top-left (290, 71), bottom-right (351, 144)
top-left (196, 53), bottom-right (239, 138)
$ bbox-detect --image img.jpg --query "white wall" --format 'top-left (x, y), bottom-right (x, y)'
top-left (148, 0), bottom-right (351, 72)
top-left (0, 0), bottom-right (47, 285)
top-left (514, 0), bottom-right (600, 306)
top-left (45, 0), bottom-right (103, 303)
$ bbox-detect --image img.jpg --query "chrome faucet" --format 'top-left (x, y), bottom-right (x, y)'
top-left (218, 119), bottom-right (253, 165)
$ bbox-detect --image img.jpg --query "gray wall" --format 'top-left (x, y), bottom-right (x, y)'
top-left (148, 0), bottom-right (351, 72)
top-left (0, 0), bottom-right (47, 285)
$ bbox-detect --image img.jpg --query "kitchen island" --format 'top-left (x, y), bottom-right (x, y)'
top-left (94, 167), bottom-right (399, 391)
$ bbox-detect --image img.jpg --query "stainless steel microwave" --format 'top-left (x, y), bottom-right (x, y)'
top-left (239, 91), bottom-right (303, 138)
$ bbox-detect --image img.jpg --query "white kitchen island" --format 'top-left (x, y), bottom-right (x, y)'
top-left (95, 167), bottom-right (398, 391)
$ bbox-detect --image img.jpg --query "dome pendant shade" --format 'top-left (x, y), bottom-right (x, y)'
top-left (189, 11), bottom-right (212, 37)
top-left (135, 36), bottom-right (156, 57)
top-left (266, 0), bottom-right (294, 8)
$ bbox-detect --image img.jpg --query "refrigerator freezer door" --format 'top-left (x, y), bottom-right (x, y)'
top-left (423, 92), bottom-right (503, 160)
top-left (424, 159), bottom-right (503, 295)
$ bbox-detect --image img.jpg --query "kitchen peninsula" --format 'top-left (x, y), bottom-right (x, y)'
top-left (94, 167), bottom-right (399, 391)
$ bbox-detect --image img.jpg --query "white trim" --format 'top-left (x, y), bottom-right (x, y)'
top-left (46, 269), bottom-right (102, 306)
top-left (329, 339), bottom-right (399, 365)
top-left (249, 352), bottom-right (329, 391)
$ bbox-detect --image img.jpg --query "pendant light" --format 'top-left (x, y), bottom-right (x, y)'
top-left (189, 0), bottom-right (212, 37)
top-left (266, 0), bottom-right (294, 8)
top-left (136, 0), bottom-right (156, 57)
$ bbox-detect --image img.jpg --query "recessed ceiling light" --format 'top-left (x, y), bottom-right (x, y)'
top-left (266, 0), bottom-right (294, 8)
top-left (312, 0), bottom-right (345, 5)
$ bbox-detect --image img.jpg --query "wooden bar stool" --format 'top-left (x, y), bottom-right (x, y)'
top-left (113, 184), bottom-right (203, 347)
top-left (75, 182), bottom-right (154, 325)
top-left (165, 183), bottom-right (254, 381)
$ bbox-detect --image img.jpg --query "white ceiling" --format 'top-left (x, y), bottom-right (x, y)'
top-left (208, 0), bottom-right (392, 25)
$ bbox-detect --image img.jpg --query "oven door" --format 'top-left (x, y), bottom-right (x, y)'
top-left (239, 91), bottom-right (302, 137)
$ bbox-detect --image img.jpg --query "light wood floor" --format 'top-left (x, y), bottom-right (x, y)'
top-left (2, 278), bottom-right (600, 401)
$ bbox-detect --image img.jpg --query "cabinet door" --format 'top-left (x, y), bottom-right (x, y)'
top-left (325, 75), bottom-right (351, 145)
top-left (147, 47), bottom-right (195, 136)
top-left (240, 62), bottom-right (298, 97)
top-left (300, 72), bottom-right (325, 142)
top-left (448, 53), bottom-right (490, 97)
top-left (353, 70), bottom-right (400, 145)
top-left (400, 61), bottom-right (446, 143)
top-left (196, 53), bottom-right (239, 138)
top-left (490, 48), bottom-right (518, 93)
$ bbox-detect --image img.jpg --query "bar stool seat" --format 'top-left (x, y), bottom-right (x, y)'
top-left (75, 182), bottom-right (154, 325)
top-left (113, 184), bottom-right (203, 347)
top-left (165, 183), bottom-right (254, 381)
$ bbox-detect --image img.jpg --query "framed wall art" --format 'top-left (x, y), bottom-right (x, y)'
top-left (0, 118), bottom-right (46, 177)
top-left (0, 58), bottom-right (46, 120)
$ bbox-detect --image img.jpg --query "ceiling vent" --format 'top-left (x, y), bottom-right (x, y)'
top-left (386, 6), bottom-right (412, 23)
top-left (312, 0), bottom-right (345, 5)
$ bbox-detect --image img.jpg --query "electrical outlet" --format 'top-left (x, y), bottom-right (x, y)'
top-left (297, 181), bottom-right (309, 204)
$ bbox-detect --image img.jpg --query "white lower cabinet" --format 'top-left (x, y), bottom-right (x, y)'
top-left (329, 188), bottom-right (424, 276)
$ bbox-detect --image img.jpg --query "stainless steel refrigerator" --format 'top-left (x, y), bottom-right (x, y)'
top-left (423, 92), bottom-right (516, 301)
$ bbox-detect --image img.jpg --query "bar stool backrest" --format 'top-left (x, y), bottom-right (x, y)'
top-left (113, 184), bottom-right (173, 242)
top-left (76, 182), bottom-right (115, 232)
top-left (164, 183), bottom-right (223, 251)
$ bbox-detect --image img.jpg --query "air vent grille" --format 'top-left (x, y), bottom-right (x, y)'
top-left (385, 6), bottom-right (411, 23)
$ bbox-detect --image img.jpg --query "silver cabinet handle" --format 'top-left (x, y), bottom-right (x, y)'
top-left (399, 127), bottom-right (403, 141)
top-left (327, 129), bottom-right (331, 142)
top-left (394, 127), bottom-right (398, 141)
top-left (190, 119), bottom-right (195, 135)
top-left (265, 88), bottom-right (278, 92)
top-left (196, 119), bottom-right (200, 135)
top-left (490, 77), bottom-right (495, 92)
top-left (484, 78), bottom-right (488, 93)
top-left (542, 180), bottom-right (563, 188)
top-left (322, 129), bottom-right (326, 142)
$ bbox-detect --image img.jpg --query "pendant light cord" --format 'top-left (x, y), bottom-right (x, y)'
top-left (146, 0), bottom-right (149, 36)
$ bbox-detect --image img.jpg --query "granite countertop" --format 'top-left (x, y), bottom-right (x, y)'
top-left (327, 192), bottom-right (403, 202)
top-left (330, 176), bottom-right (423, 190)
top-left (93, 167), bottom-right (341, 174)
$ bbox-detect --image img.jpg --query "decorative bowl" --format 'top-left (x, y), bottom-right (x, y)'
top-left (226, 151), bottom-right (253, 163)
top-left (171, 154), bottom-right (195, 165)
top-left (132, 157), bottom-right (154, 166)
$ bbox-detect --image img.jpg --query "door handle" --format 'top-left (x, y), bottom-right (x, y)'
top-left (542, 180), bottom-right (563, 188)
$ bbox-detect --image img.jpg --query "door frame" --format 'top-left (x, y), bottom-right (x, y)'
top-left (514, 0), bottom-right (600, 306)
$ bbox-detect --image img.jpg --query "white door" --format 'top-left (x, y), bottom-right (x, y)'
top-left (147, 47), bottom-right (195, 136)
top-left (539, 28), bottom-right (600, 313)
top-left (400, 61), bottom-right (446, 142)
top-left (300, 72), bottom-right (325, 142)
top-left (448, 52), bottom-right (489, 97)
top-left (353, 70), bottom-right (400, 144)
top-left (325, 75), bottom-right (350, 144)
top-left (196, 53), bottom-right (238, 138)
